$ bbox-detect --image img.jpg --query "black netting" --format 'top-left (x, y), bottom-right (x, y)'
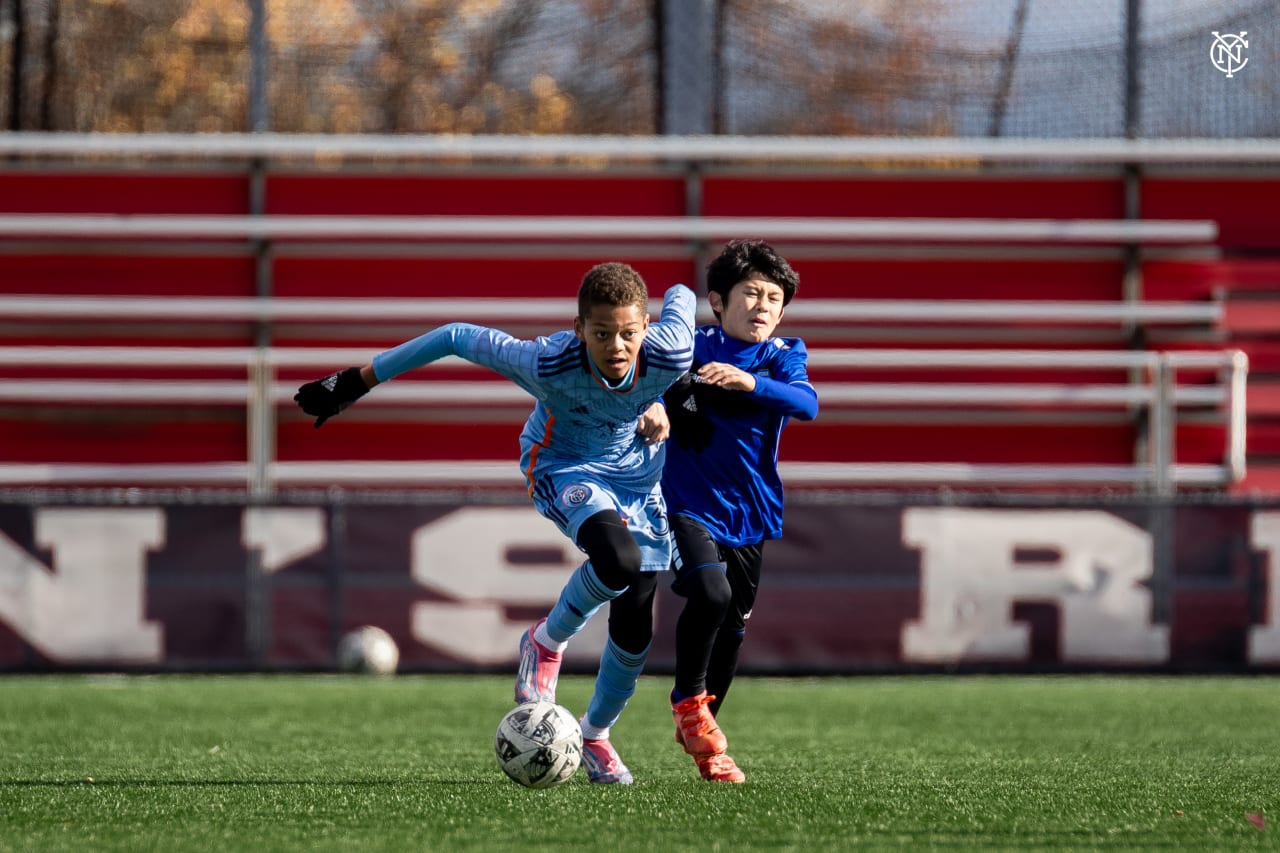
top-left (721, 0), bottom-right (1278, 138)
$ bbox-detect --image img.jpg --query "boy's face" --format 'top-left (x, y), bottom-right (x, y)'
top-left (574, 303), bottom-right (650, 381)
top-left (710, 277), bottom-right (786, 343)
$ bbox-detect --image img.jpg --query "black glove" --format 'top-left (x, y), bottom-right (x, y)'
top-left (294, 366), bottom-right (369, 428)
top-left (665, 373), bottom-right (714, 452)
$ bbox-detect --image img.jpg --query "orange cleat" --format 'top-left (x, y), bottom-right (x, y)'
top-left (693, 752), bottom-right (746, 784)
top-left (672, 692), bottom-right (745, 782)
top-left (671, 691), bottom-right (727, 757)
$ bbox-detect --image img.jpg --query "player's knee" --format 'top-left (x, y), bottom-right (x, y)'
top-left (681, 564), bottom-right (731, 614)
top-left (703, 570), bottom-right (732, 613)
top-left (595, 535), bottom-right (643, 589)
top-left (613, 536), bottom-right (644, 580)
top-left (577, 510), bottom-right (644, 591)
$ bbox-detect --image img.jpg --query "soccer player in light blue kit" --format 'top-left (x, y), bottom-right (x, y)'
top-left (662, 239), bottom-right (817, 783)
top-left (294, 262), bottom-right (696, 784)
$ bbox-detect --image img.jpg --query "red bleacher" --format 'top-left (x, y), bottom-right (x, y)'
top-left (0, 142), bottom-right (1275, 494)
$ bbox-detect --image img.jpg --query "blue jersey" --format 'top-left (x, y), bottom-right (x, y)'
top-left (661, 324), bottom-right (818, 548)
top-left (372, 284), bottom-right (697, 498)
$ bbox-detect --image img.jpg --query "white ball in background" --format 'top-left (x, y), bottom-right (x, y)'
top-left (336, 625), bottom-right (400, 675)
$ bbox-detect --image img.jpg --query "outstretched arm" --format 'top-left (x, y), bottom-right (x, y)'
top-left (295, 322), bottom-right (548, 428)
top-left (294, 323), bottom-right (488, 428)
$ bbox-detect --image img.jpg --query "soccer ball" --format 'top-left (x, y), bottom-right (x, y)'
top-left (494, 701), bottom-right (583, 789)
top-left (336, 625), bottom-right (399, 675)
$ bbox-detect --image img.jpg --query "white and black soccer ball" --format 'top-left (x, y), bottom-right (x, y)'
top-left (494, 701), bottom-right (583, 789)
top-left (336, 625), bottom-right (399, 675)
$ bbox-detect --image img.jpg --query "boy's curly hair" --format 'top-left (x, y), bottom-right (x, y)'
top-left (578, 262), bottom-right (650, 318)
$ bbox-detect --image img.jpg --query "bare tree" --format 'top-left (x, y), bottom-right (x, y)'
top-left (721, 0), bottom-right (949, 135)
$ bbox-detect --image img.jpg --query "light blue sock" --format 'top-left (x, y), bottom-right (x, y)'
top-left (584, 637), bottom-right (649, 733)
top-left (544, 561), bottom-right (624, 644)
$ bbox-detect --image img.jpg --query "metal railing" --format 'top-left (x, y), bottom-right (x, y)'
top-left (0, 295), bottom-right (1223, 326)
top-left (2, 132), bottom-right (1279, 165)
top-left (0, 214), bottom-right (1219, 245)
top-left (0, 344), bottom-right (1247, 496)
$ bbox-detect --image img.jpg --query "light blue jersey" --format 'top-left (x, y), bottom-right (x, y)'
top-left (372, 284), bottom-right (697, 569)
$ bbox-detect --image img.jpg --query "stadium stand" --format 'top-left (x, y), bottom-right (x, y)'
top-left (0, 135), bottom-right (1275, 495)
top-left (1142, 257), bottom-right (1280, 493)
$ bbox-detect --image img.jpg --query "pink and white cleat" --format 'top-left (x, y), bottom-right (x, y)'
top-left (514, 618), bottom-right (562, 704)
top-left (580, 734), bottom-right (634, 785)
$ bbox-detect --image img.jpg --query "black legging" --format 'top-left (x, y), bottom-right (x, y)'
top-left (576, 509), bottom-right (659, 655)
top-left (670, 513), bottom-right (762, 716)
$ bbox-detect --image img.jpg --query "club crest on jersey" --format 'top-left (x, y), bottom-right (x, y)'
top-left (560, 484), bottom-right (592, 507)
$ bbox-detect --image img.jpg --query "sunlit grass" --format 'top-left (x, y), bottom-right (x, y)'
top-left (0, 674), bottom-right (1274, 851)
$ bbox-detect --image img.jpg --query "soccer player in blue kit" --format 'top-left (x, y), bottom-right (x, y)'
top-left (662, 240), bottom-right (818, 783)
top-left (293, 262), bottom-right (696, 785)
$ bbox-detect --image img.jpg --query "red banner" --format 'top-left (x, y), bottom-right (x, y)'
top-left (1, 496), bottom-right (1278, 671)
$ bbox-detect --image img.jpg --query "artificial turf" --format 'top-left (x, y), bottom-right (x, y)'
top-left (0, 674), bottom-right (1274, 851)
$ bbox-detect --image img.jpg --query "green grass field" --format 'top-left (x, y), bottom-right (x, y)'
top-left (0, 674), bottom-right (1275, 851)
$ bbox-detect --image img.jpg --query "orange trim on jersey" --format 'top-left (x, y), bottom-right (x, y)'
top-left (523, 413), bottom-right (556, 497)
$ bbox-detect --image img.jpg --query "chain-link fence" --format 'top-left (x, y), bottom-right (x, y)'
top-left (1, 0), bottom-right (1275, 137)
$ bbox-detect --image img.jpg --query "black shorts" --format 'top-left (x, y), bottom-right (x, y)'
top-left (669, 513), bottom-right (763, 626)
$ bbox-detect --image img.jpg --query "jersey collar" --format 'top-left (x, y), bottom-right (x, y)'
top-left (585, 347), bottom-right (639, 392)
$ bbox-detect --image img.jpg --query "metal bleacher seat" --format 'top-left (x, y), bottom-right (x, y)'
top-left (0, 132), bottom-right (1259, 496)
top-left (0, 290), bottom-right (1247, 496)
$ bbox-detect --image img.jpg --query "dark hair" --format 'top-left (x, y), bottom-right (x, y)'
top-left (705, 239), bottom-right (799, 315)
top-left (578, 262), bottom-right (649, 318)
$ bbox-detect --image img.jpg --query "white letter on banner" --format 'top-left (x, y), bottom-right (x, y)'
top-left (409, 507), bottom-right (607, 665)
top-left (0, 508), bottom-right (164, 662)
top-left (241, 508), bottom-right (326, 574)
top-left (1247, 511), bottom-right (1280, 663)
top-left (901, 508), bottom-right (1168, 663)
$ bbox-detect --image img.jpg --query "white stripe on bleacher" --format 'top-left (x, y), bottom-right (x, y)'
top-left (1, 132), bottom-right (1279, 165)
top-left (0, 214), bottom-right (1219, 244)
top-left (0, 296), bottom-right (1221, 325)
top-left (0, 461), bottom-right (1231, 488)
